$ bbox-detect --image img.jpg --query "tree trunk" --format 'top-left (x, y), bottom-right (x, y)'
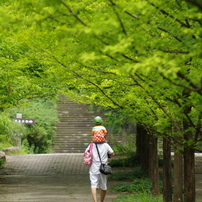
top-left (174, 146), bottom-right (183, 202)
top-left (182, 93), bottom-right (195, 202)
top-left (184, 146), bottom-right (195, 202)
top-left (163, 137), bottom-right (172, 202)
top-left (149, 134), bottom-right (160, 195)
top-left (136, 125), bottom-right (150, 172)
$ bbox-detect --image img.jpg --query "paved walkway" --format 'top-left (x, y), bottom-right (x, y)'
top-left (0, 154), bottom-right (89, 175)
top-left (0, 153), bottom-right (202, 202)
top-left (0, 154), bottom-right (118, 202)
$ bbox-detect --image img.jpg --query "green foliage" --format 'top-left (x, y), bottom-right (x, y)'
top-left (0, 0), bottom-right (201, 145)
top-left (110, 154), bottom-right (140, 167)
top-left (110, 169), bottom-right (148, 181)
top-left (0, 159), bottom-right (6, 169)
top-left (112, 178), bottom-right (163, 194)
top-left (104, 109), bottom-right (136, 134)
top-left (0, 141), bottom-right (12, 149)
top-left (112, 139), bottom-right (136, 156)
top-left (7, 99), bottom-right (59, 153)
top-left (0, 113), bottom-right (26, 147)
top-left (21, 139), bottom-right (34, 154)
top-left (0, 24), bottom-right (59, 111)
top-left (14, 0), bottom-right (200, 150)
top-left (113, 193), bottom-right (163, 202)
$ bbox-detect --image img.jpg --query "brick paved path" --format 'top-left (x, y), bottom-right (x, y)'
top-left (0, 153), bottom-right (202, 202)
top-left (1, 154), bottom-right (89, 175)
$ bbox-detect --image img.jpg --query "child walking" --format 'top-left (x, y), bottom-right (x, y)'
top-left (92, 116), bottom-right (107, 143)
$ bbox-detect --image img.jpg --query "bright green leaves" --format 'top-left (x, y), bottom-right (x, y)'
top-left (103, 37), bottom-right (134, 55)
top-left (80, 52), bottom-right (100, 62)
top-left (0, 0), bottom-right (201, 147)
top-left (42, 0), bottom-right (61, 6)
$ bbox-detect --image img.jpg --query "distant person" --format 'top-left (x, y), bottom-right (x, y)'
top-left (85, 142), bottom-right (115, 202)
top-left (92, 116), bottom-right (107, 143)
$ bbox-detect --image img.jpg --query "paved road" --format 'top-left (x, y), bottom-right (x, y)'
top-left (0, 153), bottom-right (202, 202)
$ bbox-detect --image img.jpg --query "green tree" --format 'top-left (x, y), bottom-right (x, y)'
top-left (0, 28), bottom-right (59, 110)
top-left (0, 0), bottom-right (201, 201)
top-left (7, 99), bottom-right (59, 153)
top-left (0, 113), bottom-right (26, 148)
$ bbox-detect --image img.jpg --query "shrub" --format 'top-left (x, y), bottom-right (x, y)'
top-left (112, 179), bottom-right (153, 193)
top-left (110, 134), bottom-right (136, 156)
top-left (110, 154), bottom-right (140, 167)
top-left (110, 169), bottom-right (148, 181)
top-left (112, 178), bottom-right (163, 194)
top-left (113, 193), bottom-right (163, 202)
top-left (0, 159), bottom-right (6, 169)
top-left (7, 99), bottom-right (59, 153)
top-left (0, 113), bottom-right (26, 147)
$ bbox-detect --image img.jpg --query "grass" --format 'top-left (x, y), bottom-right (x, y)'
top-left (112, 193), bottom-right (163, 202)
top-left (109, 168), bottom-right (148, 181)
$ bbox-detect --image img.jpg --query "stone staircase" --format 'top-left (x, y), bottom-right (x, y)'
top-left (52, 97), bottom-right (105, 153)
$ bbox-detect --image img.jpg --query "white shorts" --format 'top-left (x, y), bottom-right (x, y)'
top-left (90, 173), bottom-right (107, 190)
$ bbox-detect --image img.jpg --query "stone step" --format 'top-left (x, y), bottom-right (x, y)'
top-left (52, 96), bottom-right (106, 153)
top-left (52, 148), bottom-right (86, 153)
top-left (58, 116), bottom-right (94, 120)
top-left (54, 139), bottom-right (90, 141)
top-left (52, 142), bottom-right (88, 146)
top-left (54, 138), bottom-right (91, 142)
top-left (55, 130), bottom-right (91, 135)
top-left (57, 105), bottom-right (97, 110)
top-left (58, 113), bottom-right (95, 117)
top-left (56, 122), bottom-right (93, 127)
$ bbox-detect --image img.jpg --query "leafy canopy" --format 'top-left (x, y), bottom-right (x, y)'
top-left (0, 0), bottom-right (201, 146)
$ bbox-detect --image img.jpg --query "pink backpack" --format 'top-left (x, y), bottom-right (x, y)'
top-left (84, 143), bottom-right (93, 166)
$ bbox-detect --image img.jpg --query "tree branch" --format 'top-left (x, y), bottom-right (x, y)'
top-left (52, 55), bottom-right (124, 109)
top-left (159, 72), bottom-right (202, 96)
top-left (158, 49), bottom-right (189, 54)
top-left (60, 1), bottom-right (87, 26)
top-left (147, 1), bottom-right (190, 28)
top-left (184, 0), bottom-right (202, 11)
top-left (177, 72), bottom-right (202, 94)
top-left (134, 73), bottom-right (182, 131)
top-left (157, 26), bottom-right (182, 43)
top-left (108, 0), bottom-right (127, 35)
top-left (124, 11), bottom-right (138, 19)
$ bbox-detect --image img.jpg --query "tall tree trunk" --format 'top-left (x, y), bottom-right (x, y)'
top-left (173, 144), bottom-right (183, 202)
top-left (149, 134), bottom-right (160, 195)
top-left (136, 125), bottom-right (149, 172)
top-left (184, 145), bottom-right (195, 202)
top-left (182, 91), bottom-right (195, 202)
top-left (163, 137), bottom-right (172, 202)
top-left (173, 122), bottom-right (184, 202)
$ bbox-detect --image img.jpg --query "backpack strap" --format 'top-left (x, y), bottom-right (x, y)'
top-left (95, 143), bottom-right (102, 163)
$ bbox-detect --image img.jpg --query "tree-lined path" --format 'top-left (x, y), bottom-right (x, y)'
top-left (0, 1), bottom-right (201, 201)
